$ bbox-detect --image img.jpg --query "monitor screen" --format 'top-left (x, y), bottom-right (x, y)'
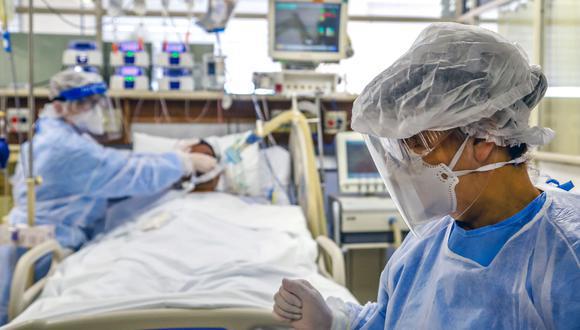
top-left (116, 66), bottom-right (143, 76)
top-left (163, 42), bottom-right (187, 53)
top-left (274, 2), bottom-right (341, 53)
top-left (163, 67), bottom-right (192, 77)
top-left (68, 40), bottom-right (98, 51)
top-left (346, 141), bottom-right (380, 179)
top-left (119, 41), bottom-right (140, 52)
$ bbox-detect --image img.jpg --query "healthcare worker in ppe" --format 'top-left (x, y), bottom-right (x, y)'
top-left (273, 23), bottom-right (579, 329)
top-left (0, 69), bottom-right (217, 325)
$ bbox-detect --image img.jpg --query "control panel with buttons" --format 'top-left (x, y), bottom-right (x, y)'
top-left (324, 110), bottom-right (347, 134)
top-left (253, 71), bottom-right (338, 95)
top-left (7, 108), bottom-right (31, 133)
top-left (330, 195), bottom-right (407, 245)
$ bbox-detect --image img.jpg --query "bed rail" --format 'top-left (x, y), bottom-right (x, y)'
top-left (8, 237), bottom-right (346, 328)
top-left (316, 235), bottom-right (346, 286)
top-left (8, 308), bottom-right (290, 330)
top-left (8, 240), bottom-right (65, 322)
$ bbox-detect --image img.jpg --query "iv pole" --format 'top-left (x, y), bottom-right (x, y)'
top-left (25, 0), bottom-right (36, 227)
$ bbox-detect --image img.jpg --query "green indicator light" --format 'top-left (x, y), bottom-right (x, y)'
top-left (124, 76), bottom-right (135, 82)
top-left (126, 51), bottom-right (135, 57)
top-left (318, 27), bottom-right (325, 34)
top-left (171, 52), bottom-right (180, 58)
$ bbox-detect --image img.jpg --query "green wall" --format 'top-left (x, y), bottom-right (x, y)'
top-left (0, 33), bottom-right (95, 88)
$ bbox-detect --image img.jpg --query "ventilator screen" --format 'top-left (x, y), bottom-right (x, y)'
top-left (346, 141), bottom-right (380, 179)
top-left (274, 2), bottom-right (341, 53)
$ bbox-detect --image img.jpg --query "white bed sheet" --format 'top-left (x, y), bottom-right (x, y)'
top-left (12, 192), bottom-right (357, 325)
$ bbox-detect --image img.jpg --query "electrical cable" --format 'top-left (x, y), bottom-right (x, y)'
top-left (189, 99), bottom-right (211, 122)
top-left (216, 91), bottom-right (223, 123)
top-left (158, 97), bottom-right (171, 122)
top-left (167, 14), bottom-right (187, 46)
top-left (261, 96), bottom-right (271, 120)
top-left (215, 31), bottom-right (222, 57)
top-left (79, 0), bottom-right (85, 35)
top-left (112, 96), bottom-right (130, 141)
top-left (261, 142), bottom-right (293, 204)
top-left (38, 0), bottom-right (130, 30)
top-left (251, 94), bottom-right (276, 146)
top-left (132, 97), bottom-right (144, 123)
top-left (250, 94), bottom-right (290, 203)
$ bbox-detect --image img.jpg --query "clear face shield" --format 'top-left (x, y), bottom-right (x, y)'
top-left (56, 83), bottom-right (123, 141)
top-left (364, 131), bottom-right (458, 236)
top-left (364, 130), bottom-right (526, 237)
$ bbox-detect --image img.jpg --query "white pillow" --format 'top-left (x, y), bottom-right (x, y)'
top-left (132, 132), bottom-right (178, 153)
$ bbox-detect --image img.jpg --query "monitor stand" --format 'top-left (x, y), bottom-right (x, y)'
top-left (282, 61), bottom-right (319, 71)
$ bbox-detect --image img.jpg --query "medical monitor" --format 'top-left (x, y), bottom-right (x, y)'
top-left (336, 132), bottom-right (384, 195)
top-left (268, 0), bottom-right (348, 63)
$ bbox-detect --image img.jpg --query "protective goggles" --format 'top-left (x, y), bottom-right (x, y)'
top-left (376, 130), bottom-right (454, 164)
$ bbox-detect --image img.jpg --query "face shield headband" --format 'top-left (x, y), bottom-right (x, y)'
top-left (51, 82), bottom-right (108, 102)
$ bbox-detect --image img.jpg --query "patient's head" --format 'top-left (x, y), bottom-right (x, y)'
top-left (189, 140), bottom-right (220, 192)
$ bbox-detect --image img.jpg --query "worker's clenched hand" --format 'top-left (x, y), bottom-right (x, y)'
top-left (272, 278), bottom-right (333, 330)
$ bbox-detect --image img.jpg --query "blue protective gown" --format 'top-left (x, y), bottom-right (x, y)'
top-left (0, 116), bottom-right (186, 325)
top-left (342, 190), bottom-right (580, 329)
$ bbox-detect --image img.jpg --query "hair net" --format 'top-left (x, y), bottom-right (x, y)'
top-left (351, 22), bottom-right (555, 147)
top-left (48, 69), bottom-right (105, 100)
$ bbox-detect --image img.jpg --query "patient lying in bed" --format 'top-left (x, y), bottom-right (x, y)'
top-left (186, 140), bottom-right (220, 193)
top-left (9, 172), bottom-right (356, 326)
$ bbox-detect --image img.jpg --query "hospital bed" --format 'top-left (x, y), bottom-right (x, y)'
top-left (5, 110), bottom-right (356, 330)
